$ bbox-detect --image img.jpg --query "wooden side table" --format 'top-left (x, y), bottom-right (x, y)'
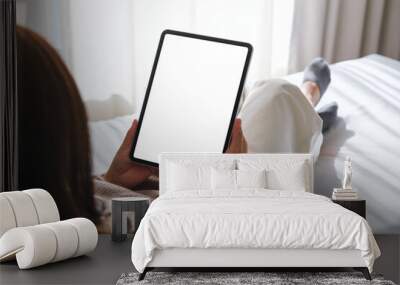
top-left (332, 199), bottom-right (366, 218)
top-left (112, 197), bottom-right (150, 242)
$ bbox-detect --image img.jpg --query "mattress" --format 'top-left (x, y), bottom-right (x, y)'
top-left (131, 190), bottom-right (380, 273)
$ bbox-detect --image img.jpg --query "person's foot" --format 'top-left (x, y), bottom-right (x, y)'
top-left (301, 81), bottom-right (320, 106)
top-left (318, 102), bottom-right (338, 133)
top-left (302, 57), bottom-right (331, 105)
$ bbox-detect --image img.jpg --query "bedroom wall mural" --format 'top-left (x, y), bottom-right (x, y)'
top-left (14, 0), bottom-right (400, 234)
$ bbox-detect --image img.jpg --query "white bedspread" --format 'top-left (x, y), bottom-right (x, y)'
top-left (131, 191), bottom-right (380, 272)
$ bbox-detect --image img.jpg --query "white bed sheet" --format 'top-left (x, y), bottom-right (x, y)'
top-left (131, 190), bottom-right (380, 273)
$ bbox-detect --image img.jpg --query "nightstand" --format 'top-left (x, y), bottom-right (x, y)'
top-left (112, 197), bottom-right (150, 242)
top-left (332, 199), bottom-right (366, 218)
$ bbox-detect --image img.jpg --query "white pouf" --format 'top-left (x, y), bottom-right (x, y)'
top-left (0, 189), bottom-right (60, 237)
top-left (0, 189), bottom-right (98, 269)
top-left (0, 218), bottom-right (98, 269)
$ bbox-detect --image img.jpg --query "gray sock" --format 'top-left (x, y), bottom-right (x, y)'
top-left (303, 57), bottom-right (331, 97)
top-left (318, 102), bottom-right (338, 133)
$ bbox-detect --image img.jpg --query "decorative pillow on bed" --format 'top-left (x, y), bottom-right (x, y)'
top-left (267, 164), bottom-right (306, 191)
top-left (236, 169), bottom-right (267, 189)
top-left (211, 168), bottom-right (268, 190)
top-left (211, 168), bottom-right (236, 190)
top-left (167, 163), bottom-right (210, 191)
top-left (238, 159), bottom-right (308, 191)
top-left (166, 160), bottom-right (235, 192)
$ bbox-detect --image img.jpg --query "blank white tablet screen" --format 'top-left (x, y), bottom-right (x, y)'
top-left (132, 32), bottom-right (250, 164)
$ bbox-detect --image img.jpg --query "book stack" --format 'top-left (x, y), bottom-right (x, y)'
top-left (332, 188), bottom-right (358, 200)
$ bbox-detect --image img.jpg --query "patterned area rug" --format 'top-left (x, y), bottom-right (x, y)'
top-left (117, 272), bottom-right (396, 285)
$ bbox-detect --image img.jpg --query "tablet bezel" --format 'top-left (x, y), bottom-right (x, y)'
top-left (130, 29), bottom-right (253, 167)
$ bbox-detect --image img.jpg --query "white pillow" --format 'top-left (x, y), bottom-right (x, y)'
top-left (236, 169), bottom-right (267, 189)
top-left (267, 163), bottom-right (306, 191)
top-left (211, 169), bottom-right (268, 190)
top-left (89, 115), bottom-right (136, 175)
top-left (166, 160), bottom-right (235, 192)
top-left (167, 163), bottom-right (211, 191)
top-left (238, 159), bottom-right (308, 191)
top-left (211, 168), bottom-right (236, 190)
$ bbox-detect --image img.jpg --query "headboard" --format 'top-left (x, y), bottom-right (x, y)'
top-left (159, 153), bottom-right (314, 195)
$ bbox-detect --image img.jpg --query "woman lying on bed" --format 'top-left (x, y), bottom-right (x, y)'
top-left (104, 59), bottom-right (335, 189)
top-left (17, 26), bottom-right (334, 232)
top-left (16, 27), bottom-right (249, 230)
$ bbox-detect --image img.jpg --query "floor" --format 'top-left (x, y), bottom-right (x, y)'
top-left (1, 234), bottom-right (399, 285)
top-left (374, 234), bottom-right (400, 284)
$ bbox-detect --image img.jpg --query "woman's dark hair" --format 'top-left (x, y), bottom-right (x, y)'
top-left (17, 26), bottom-right (98, 222)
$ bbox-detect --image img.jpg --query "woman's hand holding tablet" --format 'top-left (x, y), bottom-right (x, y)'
top-left (130, 30), bottom-right (252, 167)
top-left (105, 118), bottom-right (247, 189)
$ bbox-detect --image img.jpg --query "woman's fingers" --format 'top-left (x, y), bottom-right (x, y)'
top-left (226, 118), bottom-right (243, 153)
top-left (235, 119), bottom-right (248, 152)
top-left (234, 118), bottom-right (241, 136)
top-left (241, 129), bottom-right (248, 153)
top-left (230, 118), bottom-right (241, 142)
top-left (120, 119), bottom-right (138, 152)
top-left (148, 166), bottom-right (159, 175)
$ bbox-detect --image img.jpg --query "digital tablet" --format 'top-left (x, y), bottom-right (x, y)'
top-left (130, 30), bottom-right (252, 166)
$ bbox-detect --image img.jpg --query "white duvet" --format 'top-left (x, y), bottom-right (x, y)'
top-left (131, 190), bottom-right (380, 273)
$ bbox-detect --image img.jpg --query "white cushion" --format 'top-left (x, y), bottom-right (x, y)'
top-left (167, 163), bottom-right (211, 191)
top-left (267, 163), bottom-right (306, 191)
top-left (0, 218), bottom-right (97, 269)
top-left (166, 160), bottom-right (235, 192)
top-left (238, 159), bottom-right (309, 191)
top-left (236, 169), bottom-right (267, 189)
top-left (211, 169), bottom-right (268, 190)
top-left (159, 153), bottom-right (313, 194)
top-left (211, 168), bottom-right (236, 190)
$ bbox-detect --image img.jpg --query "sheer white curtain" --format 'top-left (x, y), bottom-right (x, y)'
top-left (289, 0), bottom-right (400, 72)
top-left (16, 0), bottom-right (137, 121)
top-left (18, 0), bottom-right (399, 119)
top-left (131, 0), bottom-right (295, 110)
